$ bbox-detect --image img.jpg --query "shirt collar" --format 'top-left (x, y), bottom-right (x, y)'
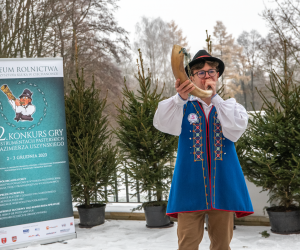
top-left (188, 95), bottom-right (213, 107)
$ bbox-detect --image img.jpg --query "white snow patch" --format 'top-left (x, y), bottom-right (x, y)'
top-left (23, 219), bottom-right (300, 250)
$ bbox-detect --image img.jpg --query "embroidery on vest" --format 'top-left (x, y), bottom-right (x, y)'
top-left (183, 103), bottom-right (188, 117)
top-left (193, 123), bottom-right (203, 161)
top-left (190, 101), bottom-right (209, 209)
top-left (212, 111), bottom-right (223, 206)
top-left (214, 112), bottom-right (223, 161)
top-left (190, 102), bottom-right (203, 162)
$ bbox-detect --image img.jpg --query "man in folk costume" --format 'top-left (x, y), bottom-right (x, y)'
top-left (1, 85), bottom-right (36, 122)
top-left (153, 50), bottom-right (253, 250)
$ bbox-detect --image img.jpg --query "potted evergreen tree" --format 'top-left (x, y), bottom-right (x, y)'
top-left (237, 41), bottom-right (300, 234)
top-left (114, 50), bottom-right (178, 228)
top-left (65, 70), bottom-right (119, 228)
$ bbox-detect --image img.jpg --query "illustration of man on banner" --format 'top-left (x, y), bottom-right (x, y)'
top-left (1, 85), bottom-right (36, 122)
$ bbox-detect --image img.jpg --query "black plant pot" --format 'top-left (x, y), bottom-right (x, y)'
top-left (77, 203), bottom-right (106, 228)
top-left (267, 207), bottom-right (300, 234)
top-left (144, 205), bottom-right (173, 228)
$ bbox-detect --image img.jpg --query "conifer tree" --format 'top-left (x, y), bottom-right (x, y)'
top-left (65, 70), bottom-right (119, 208)
top-left (237, 41), bottom-right (300, 210)
top-left (115, 50), bottom-right (178, 207)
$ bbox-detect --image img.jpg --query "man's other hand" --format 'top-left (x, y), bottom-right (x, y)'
top-left (204, 79), bottom-right (217, 97)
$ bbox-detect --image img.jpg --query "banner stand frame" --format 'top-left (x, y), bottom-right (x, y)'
top-left (0, 57), bottom-right (76, 249)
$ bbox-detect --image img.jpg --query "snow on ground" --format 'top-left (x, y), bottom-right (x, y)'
top-left (24, 219), bottom-right (300, 250)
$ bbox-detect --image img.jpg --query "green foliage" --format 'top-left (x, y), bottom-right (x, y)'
top-left (259, 230), bottom-right (270, 238)
top-left (65, 69), bottom-right (119, 208)
top-left (114, 49), bottom-right (178, 205)
top-left (237, 42), bottom-right (300, 210)
top-left (131, 201), bottom-right (168, 212)
top-left (206, 30), bottom-right (212, 54)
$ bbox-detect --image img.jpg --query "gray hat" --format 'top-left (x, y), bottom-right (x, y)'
top-left (19, 89), bottom-right (33, 99)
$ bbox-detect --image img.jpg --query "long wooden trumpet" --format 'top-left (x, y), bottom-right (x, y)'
top-left (1, 84), bottom-right (16, 100)
top-left (171, 45), bottom-right (213, 98)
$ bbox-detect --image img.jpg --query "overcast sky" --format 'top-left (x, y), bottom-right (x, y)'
top-left (115, 0), bottom-right (278, 56)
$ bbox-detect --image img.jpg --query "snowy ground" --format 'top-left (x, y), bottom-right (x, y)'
top-left (24, 219), bottom-right (300, 250)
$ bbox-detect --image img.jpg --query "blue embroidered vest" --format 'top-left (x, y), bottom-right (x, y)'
top-left (166, 100), bottom-right (254, 218)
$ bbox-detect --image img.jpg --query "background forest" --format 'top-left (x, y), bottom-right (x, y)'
top-left (1, 0), bottom-right (300, 121)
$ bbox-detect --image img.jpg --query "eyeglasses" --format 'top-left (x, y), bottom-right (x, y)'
top-left (192, 69), bottom-right (217, 78)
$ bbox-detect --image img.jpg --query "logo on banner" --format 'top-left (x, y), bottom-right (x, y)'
top-left (12, 236), bottom-right (17, 242)
top-left (23, 229), bottom-right (29, 234)
top-left (188, 113), bottom-right (199, 124)
top-left (46, 226), bottom-right (57, 230)
top-left (0, 230), bottom-right (7, 235)
top-left (35, 228), bottom-right (40, 231)
top-left (46, 232), bottom-right (56, 235)
top-left (70, 222), bottom-right (73, 226)
top-left (62, 224), bottom-right (66, 227)
top-left (1, 238), bottom-right (7, 244)
top-left (60, 229), bottom-right (70, 233)
top-left (28, 234), bottom-right (40, 238)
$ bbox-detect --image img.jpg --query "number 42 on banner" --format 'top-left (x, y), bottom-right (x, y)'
top-left (0, 126), bottom-right (6, 141)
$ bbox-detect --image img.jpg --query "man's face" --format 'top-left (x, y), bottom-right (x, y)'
top-left (190, 63), bottom-right (219, 90)
top-left (20, 97), bottom-right (31, 106)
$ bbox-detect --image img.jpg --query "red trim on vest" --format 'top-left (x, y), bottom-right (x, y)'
top-left (167, 209), bottom-right (254, 219)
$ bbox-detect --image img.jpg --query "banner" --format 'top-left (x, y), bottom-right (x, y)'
top-left (0, 58), bottom-right (76, 249)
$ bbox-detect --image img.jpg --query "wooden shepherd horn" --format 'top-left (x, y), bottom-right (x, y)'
top-left (171, 45), bottom-right (213, 98)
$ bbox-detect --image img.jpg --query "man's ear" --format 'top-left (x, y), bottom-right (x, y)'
top-left (190, 73), bottom-right (194, 82)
